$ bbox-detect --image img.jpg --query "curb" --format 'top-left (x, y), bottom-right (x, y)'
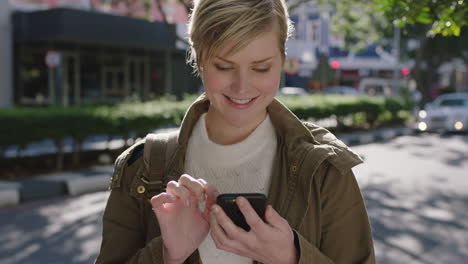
top-left (0, 182), bottom-right (20, 207)
top-left (0, 127), bottom-right (415, 208)
top-left (339, 127), bottom-right (415, 146)
top-left (67, 175), bottom-right (109, 196)
top-left (0, 166), bottom-right (113, 207)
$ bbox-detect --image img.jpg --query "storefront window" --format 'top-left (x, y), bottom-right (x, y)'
top-left (18, 49), bottom-right (49, 105)
top-left (80, 53), bottom-right (101, 102)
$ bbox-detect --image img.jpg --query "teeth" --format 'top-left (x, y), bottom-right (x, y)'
top-left (229, 97), bottom-right (252, 105)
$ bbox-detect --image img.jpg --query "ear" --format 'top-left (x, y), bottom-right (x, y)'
top-left (198, 64), bottom-right (204, 76)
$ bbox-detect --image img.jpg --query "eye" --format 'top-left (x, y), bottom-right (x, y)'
top-left (254, 68), bottom-right (271, 73)
top-left (215, 64), bottom-right (233, 71)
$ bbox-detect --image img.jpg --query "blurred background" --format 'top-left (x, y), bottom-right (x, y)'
top-left (0, 0), bottom-right (467, 263)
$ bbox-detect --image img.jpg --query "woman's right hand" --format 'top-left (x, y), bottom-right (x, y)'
top-left (150, 174), bottom-right (218, 264)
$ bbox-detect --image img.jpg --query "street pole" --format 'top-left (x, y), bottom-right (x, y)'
top-left (0, 0), bottom-right (13, 108)
top-left (392, 25), bottom-right (401, 96)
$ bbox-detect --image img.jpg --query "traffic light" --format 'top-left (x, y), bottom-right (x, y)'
top-left (401, 67), bottom-right (410, 76)
top-left (330, 60), bottom-right (340, 70)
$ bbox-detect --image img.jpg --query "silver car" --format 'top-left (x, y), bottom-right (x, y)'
top-left (417, 93), bottom-right (468, 133)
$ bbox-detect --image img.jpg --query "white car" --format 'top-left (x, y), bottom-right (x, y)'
top-left (417, 93), bottom-right (468, 133)
top-left (278, 87), bottom-right (309, 96)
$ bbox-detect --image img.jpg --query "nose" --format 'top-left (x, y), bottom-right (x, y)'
top-left (231, 69), bottom-right (250, 94)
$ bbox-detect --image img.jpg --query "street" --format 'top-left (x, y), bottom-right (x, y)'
top-left (1, 133), bottom-right (467, 264)
top-left (353, 133), bottom-right (468, 263)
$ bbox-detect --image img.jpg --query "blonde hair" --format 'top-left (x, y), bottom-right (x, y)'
top-left (187, 0), bottom-right (293, 75)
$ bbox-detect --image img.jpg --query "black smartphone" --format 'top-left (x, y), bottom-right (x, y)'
top-left (216, 193), bottom-right (267, 231)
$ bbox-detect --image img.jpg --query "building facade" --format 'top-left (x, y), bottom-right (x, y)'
top-left (0, 0), bottom-right (13, 108)
top-left (6, 1), bottom-right (199, 106)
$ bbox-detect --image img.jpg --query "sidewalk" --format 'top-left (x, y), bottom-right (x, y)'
top-left (0, 126), bottom-right (415, 207)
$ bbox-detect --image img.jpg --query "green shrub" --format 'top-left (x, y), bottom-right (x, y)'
top-left (0, 94), bottom-right (412, 149)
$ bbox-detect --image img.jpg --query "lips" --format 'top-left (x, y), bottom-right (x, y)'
top-left (229, 97), bottom-right (253, 105)
top-left (224, 95), bottom-right (258, 107)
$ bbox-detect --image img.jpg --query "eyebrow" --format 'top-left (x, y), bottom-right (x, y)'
top-left (215, 56), bottom-right (274, 64)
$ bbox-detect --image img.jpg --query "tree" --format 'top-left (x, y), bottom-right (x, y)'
top-left (314, 0), bottom-right (467, 104)
top-left (376, 0), bottom-right (467, 37)
top-left (376, 0), bottom-right (467, 104)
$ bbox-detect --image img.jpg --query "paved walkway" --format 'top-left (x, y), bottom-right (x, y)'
top-left (0, 127), bottom-right (414, 207)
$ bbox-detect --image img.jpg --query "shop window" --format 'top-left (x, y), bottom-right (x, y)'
top-left (18, 51), bottom-right (49, 105)
top-left (81, 54), bottom-right (101, 101)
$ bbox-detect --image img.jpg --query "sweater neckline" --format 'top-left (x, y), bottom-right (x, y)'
top-left (187, 113), bottom-right (277, 168)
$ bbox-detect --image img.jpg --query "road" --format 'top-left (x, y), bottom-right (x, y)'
top-left (353, 133), bottom-right (468, 263)
top-left (0, 133), bottom-right (467, 263)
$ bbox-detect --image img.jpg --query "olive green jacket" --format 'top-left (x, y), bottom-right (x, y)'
top-left (96, 94), bottom-right (375, 264)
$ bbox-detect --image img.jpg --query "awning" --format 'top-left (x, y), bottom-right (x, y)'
top-left (12, 7), bottom-right (176, 50)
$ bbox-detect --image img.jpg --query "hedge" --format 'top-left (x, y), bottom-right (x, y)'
top-left (0, 94), bottom-right (414, 149)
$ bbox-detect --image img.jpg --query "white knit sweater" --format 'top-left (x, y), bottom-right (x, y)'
top-left (184, 113), bottom-right (277, 264)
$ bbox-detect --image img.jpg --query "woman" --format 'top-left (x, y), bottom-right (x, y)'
top-left (96, 0), bottom-right (375, 263)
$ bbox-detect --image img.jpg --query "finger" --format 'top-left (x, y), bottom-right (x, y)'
top-left (150, 192), bottom-right (177, 209)
top-left (178, 174), bottom-right (206, 201)
top-left (165, 181), bottom-right (191, 207)
top-left (212, 204), bottom-right (247, 240)
top-left (210, 205), bottom-right (245, 253)
top-left (236, 197), bottom-right (268, 232)
top-left (265, 205), bottom-right (288, 229)
top-left (203, 183), bottom-right (219, 213)
top-left (200, 179), bottom-right (218, 196)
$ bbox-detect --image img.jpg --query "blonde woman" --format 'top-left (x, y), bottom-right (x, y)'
top-left (96, 0), bottom-right (375, 263)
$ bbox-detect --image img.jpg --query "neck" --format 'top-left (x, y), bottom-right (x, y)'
top-left (205, 109), bottom-right (267, 145)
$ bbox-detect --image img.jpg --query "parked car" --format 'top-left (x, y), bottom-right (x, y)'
top-left (417, 93), bottom-right (468, 133)
top-left (278, 86), bottom-right (309, 96)
top-left (323, 86), bottom-right (361, 95)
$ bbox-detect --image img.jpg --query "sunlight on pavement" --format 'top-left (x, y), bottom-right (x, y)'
top-left (353, 134), bottom-right (468, 264)
top-left (0, 191), bottom-right (110, 264)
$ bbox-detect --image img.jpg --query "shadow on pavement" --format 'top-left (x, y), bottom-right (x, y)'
top-left (385, 133), bottom-right (468, 168)
top-left (0, 192), bottom-right (108, 264)
top-left (362, 181), bottom-right (468, 264)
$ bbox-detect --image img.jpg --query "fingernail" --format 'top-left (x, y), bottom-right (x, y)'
top-left (213, 205), bottom-right (219, 213)
top-left (186, 199), bottom-right (190, 207)
top-left (237, 197), bottom-right (244, 207)
top-left (199, 178), bottom-right (207, 185)
top-left (169, 195), bottom-right (177, 201)
top-left (266, 205), bottom-right (273, 218)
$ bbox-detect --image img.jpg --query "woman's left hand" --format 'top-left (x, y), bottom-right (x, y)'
top-left (209, 196), bottom-right (298, 264)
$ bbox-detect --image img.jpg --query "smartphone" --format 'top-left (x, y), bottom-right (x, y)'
top-left (216, 193), bottom-right (267, 231)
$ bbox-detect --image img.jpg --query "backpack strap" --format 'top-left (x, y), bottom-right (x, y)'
top-left (142, 131), bottom-right (179, 194)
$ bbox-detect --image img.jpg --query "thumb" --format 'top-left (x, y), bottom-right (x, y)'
top-left (265, 205), bottom-right (286, 229)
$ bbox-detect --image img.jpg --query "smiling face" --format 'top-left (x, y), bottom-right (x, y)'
top-left (201, 27), bottom-right (283, 137)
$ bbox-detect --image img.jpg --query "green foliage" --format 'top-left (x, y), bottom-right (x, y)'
top-left (0, 95), bottom-right (412, 148)
top-left (313, 0), bottom-right (467, 52)
top-left (375, 0), bottom-right (467, 37)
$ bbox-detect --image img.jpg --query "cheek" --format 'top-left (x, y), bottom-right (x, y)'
top-left (255, 72), bottom-right (281, 94)
top-left (202, 72), bottom-right (230, 95)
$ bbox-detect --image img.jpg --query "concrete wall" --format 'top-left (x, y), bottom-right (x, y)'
top-left (0, 0), bottom-right (13, 108)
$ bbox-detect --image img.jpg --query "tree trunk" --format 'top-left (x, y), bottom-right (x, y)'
top-left (54, 139), bottom-right (64, 172)
top-left (414, 36), bottom-right (431, 108)
top-left (72, 138), bottom-right (83, 168)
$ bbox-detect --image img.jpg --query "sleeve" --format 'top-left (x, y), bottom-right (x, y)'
top-left (95, 157), bottom-right (165, 264)
top-left (296, 165), bottom-right (376, 264)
